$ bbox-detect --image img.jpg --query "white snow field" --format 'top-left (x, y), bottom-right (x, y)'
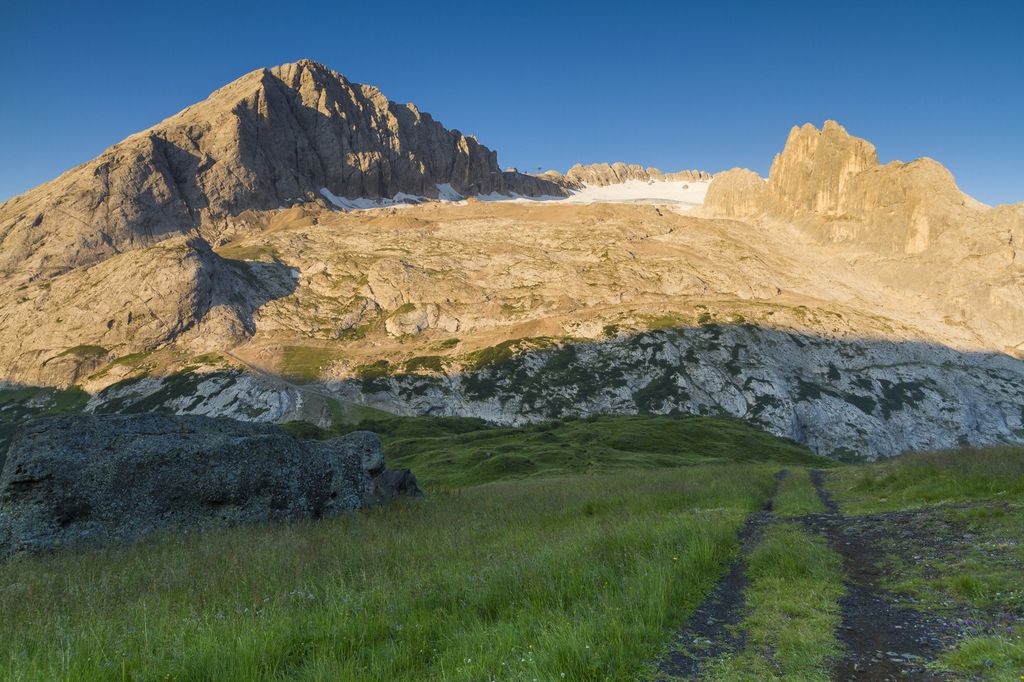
top-left (554, 179), bottom-right (709, 207)
top-left (318, 179), bottom-right (710, 212)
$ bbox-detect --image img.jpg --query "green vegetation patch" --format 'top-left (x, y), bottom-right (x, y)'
top-left (216, 243), bottom-right (284, 262)
top-left (827, 446), bottom-right (1024, 514)
top-left (941, 635), bottom-right (1024, 681)
top-left (403, 355), bottom-right (447, 374)
top-left (88, 350), bottom-right (157, 381)
top-left (286, 413), bottom-right (827, 489)
top-left (462, 337), bottom-right (562, 371)
top-left (280, 346), bottom-right (337, 383)
top-left (55, 344), bottom-right (109, 359)
top-left (354, 360), bottom-right (393, 392)
top-left (706, 523), bottom-right (844, 680)
top-left (773, 468), bottom-right (829, 517)
top-left (0, 466), bottom-right (776, 681)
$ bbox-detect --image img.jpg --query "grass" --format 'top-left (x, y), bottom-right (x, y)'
top-left (279, 346), bottom-right (337, 383)
top-left (87, 350), bottom-right (156, 380)
top-left (772, 469), bottom-right (829, 517)
top-left (0, 466), bottom-right (777, 681)
top-left (706, 523), bottom-right (844, 681)
top-left (826, 445), bottom-right (1024, 514)
top-left (285, 413), bottom-right (828, 489)
top-left (3, 395), bottom-right (1022, 679)
top-left (941, 635), bottom-right (1024, 679)
top-left (216, 244), bottom-right (284, 262)
top-left (823, 447), bottom-right (1024, 681)
top-left (54, 344), bottom-right (108, 359)
top-left (884, 505), bottom-right (1024, 615)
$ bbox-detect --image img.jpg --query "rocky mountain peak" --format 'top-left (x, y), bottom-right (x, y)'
top-left (565, 162), bottom-right (712, 187)
top-left (0, 61), bottom-right (567, 285)
top-left (703, 120), bottom-right (1024, 357)
top-left (768, 120), bottom-right (879, 214)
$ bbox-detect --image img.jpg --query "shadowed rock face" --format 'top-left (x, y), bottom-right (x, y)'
top-left (0, 414), bottom-right (419, 557)
top-left (334, 325), bottom-right (1024, 461)
top-left (0, 59), bottom-right (567, 284)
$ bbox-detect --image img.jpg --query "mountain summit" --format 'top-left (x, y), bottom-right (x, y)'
top-left (0, 60), bottom-right (565, 283)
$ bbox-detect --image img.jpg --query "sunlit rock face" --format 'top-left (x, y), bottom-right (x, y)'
top-left (0, 59), bottom-right (567, 285)
top-left (703, 121), bottom-right (1024, 357)
top-left (1, 71), bottom-right (1022, 465)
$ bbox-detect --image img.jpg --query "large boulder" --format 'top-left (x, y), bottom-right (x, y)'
top-left (0, 414), bottom-right (419, 557)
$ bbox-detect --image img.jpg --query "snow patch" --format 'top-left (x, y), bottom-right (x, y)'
top-left (319, 187), bottom-right (425, 212)
top-left (474, 179), bottom-right (710, 210)
top-left (318, 178), bottom-right (710, 213)
top-left (435, 183), bottom-right (463, 201)
top-left (563, 179), bottom-right (709, 208)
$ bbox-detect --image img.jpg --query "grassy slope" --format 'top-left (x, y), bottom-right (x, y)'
top-left (0, 413), bottom-right (819, 680)
top-left (0, 466), bottom-right (778, 681)
top-left (4, 395), bottom-right (1022, 679)
top-left (287, 411), bottom-right (829, 488)
top-left (827, 446), bottom-right (1024, 515)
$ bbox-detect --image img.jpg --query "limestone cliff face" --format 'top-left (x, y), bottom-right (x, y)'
top-left (767, 121), bottom-right (879, 215)
top-left (565, 162), bottom-right (711, 186)
top-left (703, 121), bottom-right (1024, 355)
top-left (0, 60), bottom-right (566, 284)
top-left (702, 169), bottom-right (767, 217)
top-left (80, 327), bottom-right (1024, 461)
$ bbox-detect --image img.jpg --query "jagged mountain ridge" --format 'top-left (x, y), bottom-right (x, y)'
top-left (0, 66), bottom-right (1021, 461)
top-left (703, 121), bottom-right (1024, 356)
top-left (560, 162), bottom-right (712, 187)
top-left (0, 60), bottom-right (567, 284)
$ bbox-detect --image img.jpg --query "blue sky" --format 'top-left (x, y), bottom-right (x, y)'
top-left (1, 0), bottom-right (1021, 205)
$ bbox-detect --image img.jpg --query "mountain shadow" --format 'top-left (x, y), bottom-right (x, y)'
top-left (325, 323), bottom-right (1024, 461)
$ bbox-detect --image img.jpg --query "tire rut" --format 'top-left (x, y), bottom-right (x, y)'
top-left (653, 470), bottom-right (789, 680)
top-left (805, 469), bottom-right (953, 681)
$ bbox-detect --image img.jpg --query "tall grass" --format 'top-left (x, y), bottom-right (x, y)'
top-left (772, 469), bottom-right (828, 517)
top-left (827, 446), bottom-right (1024, 513)
top-left (0, 466), bottom-right (777, 681)
top-left (288, 413), bottom-right (827, 488)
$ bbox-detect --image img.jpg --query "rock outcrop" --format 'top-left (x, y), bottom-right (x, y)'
top-left (703, 121), bottom-right (1024, 355)
top-left (337, 326), bottom-right (1024, 460)
top-left (0, 414), bottom-right (419, 556)
top-left (0, 59), bottom-right (567, 284)
top-left (565, 162), bottom-right (711, 186)
top-left (0, 235), bottom-right (297, 386)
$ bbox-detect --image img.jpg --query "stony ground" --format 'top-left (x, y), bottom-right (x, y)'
top-left (653, 466), bottom-right (1024, 681)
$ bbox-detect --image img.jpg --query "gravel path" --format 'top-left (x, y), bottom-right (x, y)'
top-left (652, 471), bottom-right (788, 680)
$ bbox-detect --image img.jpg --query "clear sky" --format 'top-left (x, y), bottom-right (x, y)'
top-left (2, 0), bottom-right (1021, 205)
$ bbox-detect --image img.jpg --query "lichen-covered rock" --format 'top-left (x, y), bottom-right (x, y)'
top-left (332, 326), bottom-right (1024, 461)
top-left (0, 414), bottom-right (419, 557)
